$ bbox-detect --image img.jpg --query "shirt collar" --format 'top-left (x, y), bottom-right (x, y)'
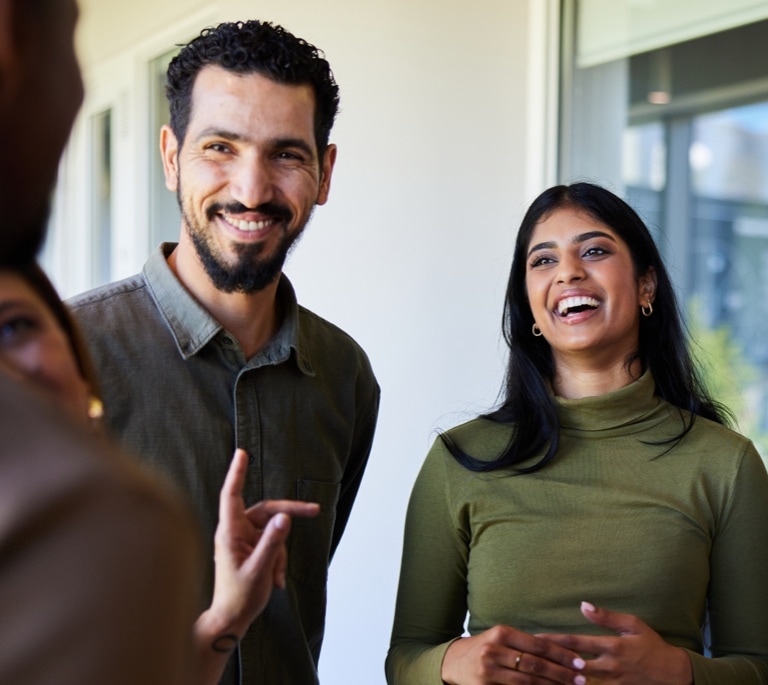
top-left (554, 370), bottom-right (664, 435)
top-left (142, 243), bottom-right (313, 375)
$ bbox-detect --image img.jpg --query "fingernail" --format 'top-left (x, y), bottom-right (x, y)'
top-left (573, 657), bottom-right (586, 669)
top-left (274, 513), bottom-right (289, 529)
top-left (581, 601), bottom-right (596, 613)
top-left (574, 676), bottom-right (587, 685)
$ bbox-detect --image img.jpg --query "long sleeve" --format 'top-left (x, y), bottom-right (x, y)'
top-left (686, 443), bottom-right (768, 683)
top-left (331, 374), bottom-right (380, 558)
top-left (386, 438), bottom-right (469, 685)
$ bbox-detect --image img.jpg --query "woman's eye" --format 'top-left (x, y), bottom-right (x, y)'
top-left (0, 317), bottom-right (36, 344)
top-left (584, 246), bottom-right (608, 257)
top-left (530, 256), bottom-right (555, 268)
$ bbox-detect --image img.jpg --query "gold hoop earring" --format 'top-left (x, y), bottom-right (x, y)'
top-left (87, 396), bottom-right (104, 422)
top-left (641, 301), bottom-right (653, 317)
top-left (532, 323), bottom-right (543, 337)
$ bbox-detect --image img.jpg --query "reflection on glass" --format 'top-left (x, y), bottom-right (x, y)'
top-left (92, 109), bottom-right (112, 286)
top-left (689, 101), bottom-right (768, 447)
top-left (566, 14), bottom-right (768, 457)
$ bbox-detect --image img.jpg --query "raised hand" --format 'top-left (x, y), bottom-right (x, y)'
top-left (194, 448), bottom-right (320, 684)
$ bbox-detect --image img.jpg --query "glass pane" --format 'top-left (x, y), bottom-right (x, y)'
top-left (92, 109), bottom-right (112, 285)
top-left (149, 48), bottom-right (181, 251)
top-left (564, 5), bottom-right (768, 457)
top-left (623, 122), bottom-right (665, 244)
top-left (689, 101), bottom-right (768, 447)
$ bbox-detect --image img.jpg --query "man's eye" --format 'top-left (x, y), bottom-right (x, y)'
top-left (206, 143), bottom-right (231, 154)
top-left (276, 151), bottom-right (304, 162)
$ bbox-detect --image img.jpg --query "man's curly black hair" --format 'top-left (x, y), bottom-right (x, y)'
top-left (166, 20), bottom-right (339, 157)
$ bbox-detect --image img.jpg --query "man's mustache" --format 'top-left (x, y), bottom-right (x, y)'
top-left (207, 202), bottom-right (293, 224)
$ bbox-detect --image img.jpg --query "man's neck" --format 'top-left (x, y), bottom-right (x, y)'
top-left (167, 242), bottom-right (280, 360)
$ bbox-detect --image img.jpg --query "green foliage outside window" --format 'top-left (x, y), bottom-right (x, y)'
top-left (686, 298), bottom-right (768, 462)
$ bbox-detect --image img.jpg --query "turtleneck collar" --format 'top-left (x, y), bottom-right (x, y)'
top-left (554, 370), bottom-right (673, 437)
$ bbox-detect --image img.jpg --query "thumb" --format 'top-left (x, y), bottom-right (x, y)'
top-left (580, 601), bottom-right (644, 636)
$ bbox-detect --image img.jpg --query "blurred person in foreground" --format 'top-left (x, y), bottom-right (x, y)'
top-left (0, 2), bottom-right (313, 683)
top-left (0, 1), bottom-right (198, 682)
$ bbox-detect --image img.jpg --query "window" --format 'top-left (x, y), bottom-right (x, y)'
top-left (149, 49), bottom-right (181, 250)
top-left (91, 109), bottom-right (113, 285)
top-left (562, 3), bottom-right (768, 454)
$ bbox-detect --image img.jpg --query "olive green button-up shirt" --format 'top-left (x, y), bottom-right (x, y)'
top-left (70, 243), bottom-right (380, 685)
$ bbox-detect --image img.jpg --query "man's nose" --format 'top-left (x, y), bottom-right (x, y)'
top-left (230, 153), bottom-right (274, 209)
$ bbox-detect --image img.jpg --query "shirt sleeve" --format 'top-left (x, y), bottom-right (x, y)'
top-left (686, 442), bottom-right (768, 684)
top-left (386, 437), bottom-right (470, 685)
top-left (330, 371), bottom-right (380, 558)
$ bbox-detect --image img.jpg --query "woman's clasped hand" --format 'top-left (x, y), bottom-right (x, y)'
top-left (442, 625), bottom-right (587, 685)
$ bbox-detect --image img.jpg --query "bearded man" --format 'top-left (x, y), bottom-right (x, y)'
top-left (70, 20), bottom-right (379, 685)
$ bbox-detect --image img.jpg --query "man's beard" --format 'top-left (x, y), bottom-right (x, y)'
top-left (178, 188), bottom-right (306, 294)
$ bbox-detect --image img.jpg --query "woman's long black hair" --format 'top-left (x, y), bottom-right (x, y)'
top-left (445, 182), bottom-right (730, 473)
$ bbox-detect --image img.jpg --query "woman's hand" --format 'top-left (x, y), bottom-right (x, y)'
top-left (194, 448), bottom-right (320, 685)
top-left (441, 624), bottom-right (586, 685)
top-left (538, 602), bottom-right (693, 685)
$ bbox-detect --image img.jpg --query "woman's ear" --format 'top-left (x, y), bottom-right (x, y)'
top-left (639, 267), bottom-right (657, 305)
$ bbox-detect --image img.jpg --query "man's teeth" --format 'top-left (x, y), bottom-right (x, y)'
top-left (557, 296), bottom-right (599, 315)
top-left (227, 217), bottom-right (274, 232)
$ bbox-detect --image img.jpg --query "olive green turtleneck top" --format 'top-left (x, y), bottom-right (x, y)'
top-left (386, 373), bottom-right (768, 684)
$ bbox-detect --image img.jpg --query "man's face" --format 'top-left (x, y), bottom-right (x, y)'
top-left (0, 0), bottom-right (84, 260)
top-left (160, 65), bottom-right (336, 293)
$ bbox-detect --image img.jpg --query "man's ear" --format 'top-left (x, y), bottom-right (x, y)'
top-left (316, 143), bottom-right (337, 206)
top-left (160, 125), bottom-right (181, 192)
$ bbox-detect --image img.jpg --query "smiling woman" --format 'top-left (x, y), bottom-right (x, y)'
top-left (524, 205), bottom-right (657, 397)
top-left (386, 183), bottom-right (768, 685)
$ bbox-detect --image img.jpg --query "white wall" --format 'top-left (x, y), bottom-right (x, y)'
top-left (56, 1), bottom-right (560, 682)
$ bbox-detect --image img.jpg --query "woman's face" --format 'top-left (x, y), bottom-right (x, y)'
top-left (0, 272), bottom-right (90, 423)
top-left (524, 205), bottom-right (655, 368)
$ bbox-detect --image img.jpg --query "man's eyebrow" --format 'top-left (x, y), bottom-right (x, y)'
top-left (527, 230), bottom-right (616, 258)
top-left (194, 128), bottom-right (243, 142)
top-left (273, 137), bottom-right (316, 157)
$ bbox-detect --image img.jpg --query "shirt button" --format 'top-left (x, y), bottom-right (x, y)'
top-left (247, 453), bottom-right (256, 465)
top-left (222, 335), bottom-right (234, 346)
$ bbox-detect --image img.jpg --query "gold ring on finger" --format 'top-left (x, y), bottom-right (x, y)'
top-left (513, 651), bottom-right (524, 671)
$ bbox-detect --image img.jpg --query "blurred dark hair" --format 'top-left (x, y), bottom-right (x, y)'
top-left (14, 262), bottom-right (101, 398)
top-left (444, 182), bottom-right (730, 473)
top-left (166, 19), bottom-right (339, 157)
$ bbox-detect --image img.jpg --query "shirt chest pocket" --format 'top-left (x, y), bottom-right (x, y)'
top-left (288, 478), bottom-right (340, 590)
